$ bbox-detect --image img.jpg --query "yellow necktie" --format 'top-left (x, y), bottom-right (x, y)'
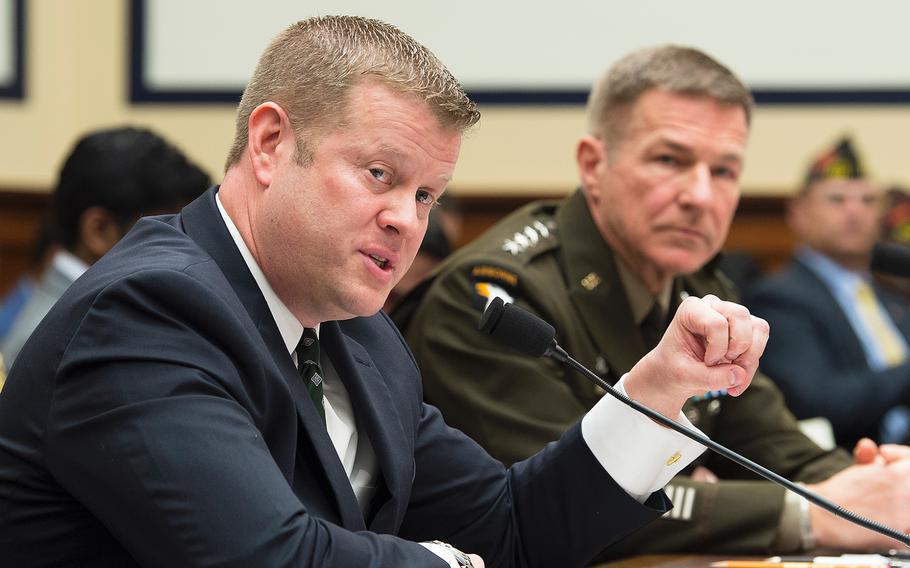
top-left (855, 281), bottom-right (907, 366)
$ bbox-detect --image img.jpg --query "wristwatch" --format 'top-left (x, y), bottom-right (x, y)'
top-left (430, 540), bottom-right (475, 568)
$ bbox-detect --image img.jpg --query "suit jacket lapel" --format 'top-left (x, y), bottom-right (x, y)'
top-left (321, 322), bottom-right (408, 534)
top-left (558, 191), bottom-right (646, 376)
top-left (178, 187), bottom-right (364, 529)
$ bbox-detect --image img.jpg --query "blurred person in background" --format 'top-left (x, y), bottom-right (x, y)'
top-left (749, 138), bottom-right (910, 448)
top-left (0, 223), bottom-right (54, 343)
top-left (0, 276), bottom-right (35, 342)
top-left (0, 126), bottom-right (210, 367)
top-left (875, 186), bottom-right (910, 301)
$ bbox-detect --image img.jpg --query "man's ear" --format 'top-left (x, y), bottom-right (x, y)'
top-left (78, 206), bottom-right (123, 263)
top-left (577, 134), bottom-right (607, 201)
top-left (247, 102), bottom-right (296, 188)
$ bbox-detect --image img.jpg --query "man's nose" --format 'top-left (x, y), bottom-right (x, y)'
top-left (377, 191), bottom-right (419, 236)
top-left (679, 163), bottom-right (713, 209)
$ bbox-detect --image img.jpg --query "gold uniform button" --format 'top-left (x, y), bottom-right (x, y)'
top-left (581, 272), bottom-right (601, 290)
top-left (666, 452), bottom-right (682, 466)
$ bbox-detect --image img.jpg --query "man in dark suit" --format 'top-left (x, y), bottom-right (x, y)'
top-left (749, 138), bottom-right (910, 449)
top-left (0, 17), bottom-right (770, 567)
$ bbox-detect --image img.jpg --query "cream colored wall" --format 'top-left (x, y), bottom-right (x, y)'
top-left (0, 0), bottom-right (236, 191)
top-left (2, 0), bottom-right (910, 196)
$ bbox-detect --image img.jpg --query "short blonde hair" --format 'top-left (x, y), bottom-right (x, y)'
top-left (225, 16), bottom-right (480, 170)
top-left (586, 45), bottom-right (753, 149)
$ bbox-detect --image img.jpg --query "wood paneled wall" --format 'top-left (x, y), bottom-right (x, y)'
top-left (0, 191), bottom-right (48, 295)
top-left (0, 190), bottom-right (795, 297)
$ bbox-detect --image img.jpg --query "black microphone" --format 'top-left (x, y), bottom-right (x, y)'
top-left (478, 297), bottom-right (565, 361)
top-left (479, 296), bottom-right (910, 548)
top-left (871, 241), bottom-right (910, 277)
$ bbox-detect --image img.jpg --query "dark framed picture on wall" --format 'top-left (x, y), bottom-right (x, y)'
top-left (129, 0), bottom-right (910, 105)
top-left (0, 0), bottom-right (24, 99)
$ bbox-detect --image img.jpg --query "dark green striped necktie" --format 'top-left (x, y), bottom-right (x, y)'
top-left (297, 328), bottom-right (326, 423)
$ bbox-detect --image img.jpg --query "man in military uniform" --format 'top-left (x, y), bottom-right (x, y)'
top-left (395, 46), bottom-right (910, 557)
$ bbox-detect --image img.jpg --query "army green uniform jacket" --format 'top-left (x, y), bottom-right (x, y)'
top-left (395, 190), bottom-right (853, 558)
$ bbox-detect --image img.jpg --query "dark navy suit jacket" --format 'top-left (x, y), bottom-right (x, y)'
top-left (0, 188), bottom-right (666, 567)
top-left (748, 257), bottom-right (910, 448)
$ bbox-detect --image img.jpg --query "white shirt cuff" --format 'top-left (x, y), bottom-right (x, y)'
top-left (581, 374), bottom-right (707, 502)
top-left (420, 541), bottom-right (459, 568)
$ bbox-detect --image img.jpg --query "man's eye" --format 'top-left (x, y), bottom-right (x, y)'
top-left (656, 155), bottom-right (679, 166)
top-left (712, 166), bottom-right (738, 180)
top-left (416, 189), bottom-right (435, 206)
top-left (370, 168), bottom-right (390, 183)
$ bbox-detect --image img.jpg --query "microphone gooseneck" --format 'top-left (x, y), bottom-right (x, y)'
top-left (478, 298), bottom-right (910, 548)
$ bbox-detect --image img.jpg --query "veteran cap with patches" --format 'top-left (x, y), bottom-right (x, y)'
top-left (802, 136), bottom-right (866, 192)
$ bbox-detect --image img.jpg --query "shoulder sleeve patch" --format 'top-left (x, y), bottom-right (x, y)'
top-left (469, 263), bottom-right (519, 310)
top-left (470, 265), bottom-right (519, 288)
top-left (474, 282), bottom-right (514, 309)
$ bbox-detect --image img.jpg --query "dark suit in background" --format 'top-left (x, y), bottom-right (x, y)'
top-left (748, 255), bottom-right (910, 448)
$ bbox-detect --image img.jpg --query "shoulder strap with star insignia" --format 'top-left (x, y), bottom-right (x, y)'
top-left (500, 218), bottom-right (558, 258)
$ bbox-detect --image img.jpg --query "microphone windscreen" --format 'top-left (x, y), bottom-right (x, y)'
top-left (871, 241), bottom-right (910, 277)
top-left (478, 297), bottom-right (556, 358)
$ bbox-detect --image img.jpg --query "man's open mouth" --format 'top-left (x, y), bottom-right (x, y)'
top-left (368, 253), bottom-right (389, 269)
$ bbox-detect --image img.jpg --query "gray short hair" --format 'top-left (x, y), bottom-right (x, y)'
top-left (225, 16), bottom-right (480, 171)
top-left (586, 45), bottom-right (753, 148)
